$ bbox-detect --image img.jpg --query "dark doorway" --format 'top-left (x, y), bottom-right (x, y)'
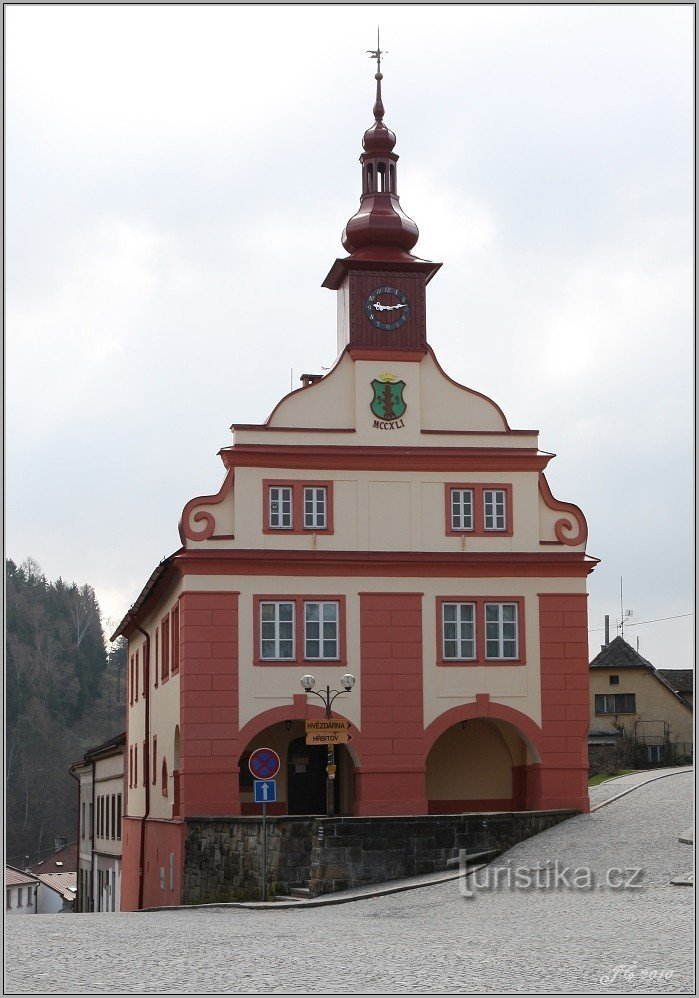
top-left (287, 737), bottom-right (340, 815)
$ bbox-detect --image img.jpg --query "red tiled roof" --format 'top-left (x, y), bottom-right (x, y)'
top-left (28, 843), bottom-right (77, 874)
top-left (5, 866), bottom-right (39, 887)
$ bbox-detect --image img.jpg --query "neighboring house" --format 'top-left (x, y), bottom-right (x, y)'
top-left (69, 732), bottom-right (126, 912)
top-left (28, 841), bottom-right (78, 879)
top-left (5, 866), bottom-right (39, 914)
top-left (658, 670), bottom-right (693, 709)
top-left (113, 68), bottom-right (598, 910)
top-left (589, 637), bottom-right (693, 765)
top-left (35, 873), bottom-right (77, 914)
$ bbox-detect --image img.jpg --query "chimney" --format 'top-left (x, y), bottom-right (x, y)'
top-left (300, 373), bottom-right (323, 388)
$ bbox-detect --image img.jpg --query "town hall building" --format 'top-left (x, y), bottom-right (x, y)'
top-left (114, 60), bottom-right (598, 909)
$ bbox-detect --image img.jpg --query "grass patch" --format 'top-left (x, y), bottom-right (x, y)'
top-left (588, 770), bottom-right (635, 787)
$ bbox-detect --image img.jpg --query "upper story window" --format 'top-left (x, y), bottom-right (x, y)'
top-left (161, 615), bottom-right (170, 682)
top-left (442, 602), bottom-right (476, 660)
top-left (269, 486), bottom-right (293, 529)
top-left (609, 675), bottom-right (619, 686)
top-left (255, 595), bottom-right (346, 664)
top-left (260, 601), bottom-right (295, 660)
top-left (304, 601), bottom-right (339, 660)
top-left (450, 489), bottom-right (474, 531)
top-left (485, 602), bottom-right (518, 659)
top-left (437, 597), bottom-right (524, 664)
top-left (595, 693), bottom-right (636, 714)
top-left (263, 481), bottom-right (334, 535)
top-left (304, 487), bottom-right (327, 530)
top-left (445, 484), bottom-right (513, 537)
top-left (483, 489), bottom-right (507, 531)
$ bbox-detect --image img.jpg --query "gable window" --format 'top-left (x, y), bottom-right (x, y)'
top-left (304, 601), bottom-right (339, 660)
top-left (483, 489), bottom-right (507, 531)
top-left (445, 484), bottom-right (513, 537)
top-left (609, 675), bottom-right (620, 686)
top-left (269, 486), bottom-right (293, 529)
top-left (260, 601), bottom-right (295, 660)
top-left (442, 602), bottom-right (476, 660)
top-left (304, 487), bottom-right (327, 530)
top-left (595, 693), bottom-right (636, 714)
top-left (263, 481), bottom-right (334, 534)
top-left (450, 489), bottom-right (474, 532)
top-left (485, 603), bottom-right (518, 659)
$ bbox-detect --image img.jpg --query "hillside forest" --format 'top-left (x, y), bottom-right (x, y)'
top-left (6, 558), bottom-right (127, 867)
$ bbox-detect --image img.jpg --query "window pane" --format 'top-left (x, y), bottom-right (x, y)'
top-left (486, 639), bottom-right (500, 658)
top-left (485, 605), bottom-right (499, 622)
top-left (503, 640), bottom-right (517, 658)
top-left (503, 604), bottom-right (516, 622)
top-left (322, 639), bottom-right (337, 658)
top-left (306, 639), bottom-right (320, 658)
top-left (444, 639), bottom-right (457, 658)
top-left (444, 621), bottom-right (457, 641)
top-left (443, 604), bottom-right (457, 622)
top-left (261, 604), bottom-right (275, 621)
top-left (322, 603), bottom-right (337, 622)
top-left (279, 640), bottom-right (293, 658)
top-left (486, 622), bottom-right (499, 640)
top-left (306, 603), bottom-right (319, 622)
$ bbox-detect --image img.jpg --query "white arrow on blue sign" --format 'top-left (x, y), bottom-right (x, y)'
top-left (253, 779), bottom-right (277, 804)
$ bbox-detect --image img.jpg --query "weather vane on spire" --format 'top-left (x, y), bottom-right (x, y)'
top-left (367, 26), bottom-right (385, 79)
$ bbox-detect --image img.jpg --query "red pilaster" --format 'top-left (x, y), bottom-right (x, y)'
top-left (538, 593), bottom-right (590, 812)
top-left (355, 593), bottom-right (427, 815)
top-left (179, 592), bottom-right (240, 816)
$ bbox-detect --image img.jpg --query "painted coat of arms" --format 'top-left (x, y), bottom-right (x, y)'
top-left (370, 373), bottom-right (407, 424)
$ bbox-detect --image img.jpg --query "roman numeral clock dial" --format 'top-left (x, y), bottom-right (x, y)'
top-left (364, 286), bottom-right (410, 331)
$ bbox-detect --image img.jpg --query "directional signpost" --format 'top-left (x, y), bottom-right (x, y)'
top-left (249, 748), bottom-right (280, 901)
top-left (305, 720), bottom-right (352, 817)
top-left (305, 719), bottom-right (352, 746)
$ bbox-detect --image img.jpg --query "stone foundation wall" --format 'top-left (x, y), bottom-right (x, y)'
top-left (308, 810), bottom-right (575, 894)
top-left (182, 816), bottom-right (315, 903)
top-left (182, 809), bottom-right (575, 902)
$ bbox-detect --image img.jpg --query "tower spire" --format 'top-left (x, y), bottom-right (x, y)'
top-left (366, 27), bottom-right (385, 121)
top-left (340, 34), bottom-right (419, 258)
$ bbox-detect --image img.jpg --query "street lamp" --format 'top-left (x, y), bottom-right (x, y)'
top-left (300, 673), bottom-right (355, 817)
top-left (300, 672), bottom-right (355, 717)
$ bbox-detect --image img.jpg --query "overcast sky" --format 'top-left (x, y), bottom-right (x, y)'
top-left (6, 4), bottom-right (694, 668)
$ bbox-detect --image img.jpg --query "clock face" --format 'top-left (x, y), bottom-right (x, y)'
top-left (365, 286), bottom-right (410, 330)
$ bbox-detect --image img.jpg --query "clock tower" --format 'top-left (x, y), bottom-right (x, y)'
top-left (322, 55), bottom-right (441, 355)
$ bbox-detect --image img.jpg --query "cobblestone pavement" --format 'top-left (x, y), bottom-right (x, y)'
top-left (5, 772), bottom-right (694, 995)
top-left (588, 767), bottom-right (692, 810)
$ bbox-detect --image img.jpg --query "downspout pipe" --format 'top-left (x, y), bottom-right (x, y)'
top-left (134, 624), bottom-right (151, 910)
top-left (68, 765), bottom-right (81, 912)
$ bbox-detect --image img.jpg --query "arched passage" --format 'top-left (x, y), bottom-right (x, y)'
top-left (237, 715), bottom-right (357, 816)
top-left (424, 702), bottom-right (544, 813)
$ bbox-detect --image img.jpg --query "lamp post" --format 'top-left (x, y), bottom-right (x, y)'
top-left (300, 673), bottom-right (355, 817)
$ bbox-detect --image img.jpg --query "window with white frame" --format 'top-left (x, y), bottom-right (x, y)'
top-left (304, 601), bottom-right (339, 659)
top-left (485, 602), bottom-right (519, 659)
top-left (269, 486), bottom-right (293, 529)
top-left (483, 489), bottom-right (507, 531)
top-left (450, 489), bottom-right (474, 531)
top-left (260, 601), bottom-right (295, 659)
top-left (303, 487), bottom-right (327, 530)
top-left (442, 602), bottom-right (476, 660)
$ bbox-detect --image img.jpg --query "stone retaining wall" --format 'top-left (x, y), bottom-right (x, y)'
top-left (182, 809), bottom-right (576, 902)
top-left (308, 810), bottom-right (575, 894)
top-left (182, 816), bottom-right (315, 903)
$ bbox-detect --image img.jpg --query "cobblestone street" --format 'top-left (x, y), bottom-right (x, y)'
top-left (5, 771), bottom-right (693, 994)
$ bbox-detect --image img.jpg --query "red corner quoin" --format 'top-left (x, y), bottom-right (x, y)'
top-left (178, 592), bottom-right (240, 816)
top-left (538, 592), bottom-right (590, 813)
top-left (355, 592), bottom-right (427, 815)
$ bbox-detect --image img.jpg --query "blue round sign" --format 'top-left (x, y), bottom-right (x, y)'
top-left (248, 747), bottom-right (280, 780)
